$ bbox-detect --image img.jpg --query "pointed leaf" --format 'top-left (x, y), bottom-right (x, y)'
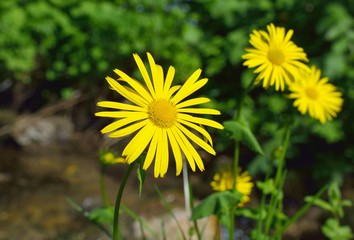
top-left (224, 117), bottom-right (263, 155)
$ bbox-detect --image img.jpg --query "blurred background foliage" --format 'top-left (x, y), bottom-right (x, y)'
top-left (0, 0), bottom-right (353, 183)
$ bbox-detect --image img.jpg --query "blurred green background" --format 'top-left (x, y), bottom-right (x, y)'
top-left (0, 0), bottom-right (353, 238)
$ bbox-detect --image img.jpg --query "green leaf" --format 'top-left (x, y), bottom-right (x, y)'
top-left (341, 200), bottom-right (353, 207)
top-left (257, 179), bottom-right (276, 195)
top-left (236, 207), bottom-right (266, 220)
top-left (224, 117), bottom-right (264, 155)
top-left (322, 218), bottom-right (354, 240)
top-left (304, 196), bottom-right (333, 212)
top-left (88, 207), bottom-right (114, 226)
top-left (191, 191), bottom-right (242, 222)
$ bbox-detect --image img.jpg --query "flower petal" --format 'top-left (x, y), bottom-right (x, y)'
top-left (109, 119), bottom-right (148, 138)
top-left (178, 113), bottom-right (224, 129)
top-left (133, 53), bottom-right (156, 98)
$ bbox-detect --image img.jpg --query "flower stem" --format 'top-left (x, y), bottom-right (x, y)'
top-left (264, 126), bottom-right (291, 236)
top-left (183, 163), bottom-right (191, 214)
top-left (274, 126), bottom-right (291, 187)
top-left (229, 140), bottom-right (240, 240)
top-left (113, 162), bottom-right (136, 240)
top-left (235, 77), bottom-right (257, 120)
top-left (229, 77), bottom-right (256, 239)
top-left (183, 162), bottom-right (202, 240)
top-left (233, 141), bottom-right (240, 190)
top-left (229, 206), bottom-right (236, 240)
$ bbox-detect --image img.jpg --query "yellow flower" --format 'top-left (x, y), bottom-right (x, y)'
top-left (242, 23), bottom-right (309, 91)
top-left (210, 168), bottom-right (253, 207)
top-left (288, 66), bottom-right (343, 124)
top-left (100, 150), bottom-right (126, 166)
top-left (95, 53), bottom-right (223, 178)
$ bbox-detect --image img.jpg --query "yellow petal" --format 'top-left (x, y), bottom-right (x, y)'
top-left (114, 69), bottom-right (153, 102)
top-left (175, 122), bottom-right (216, 156)
top-left (109, 119), bottom-right (148, 138)
top-left (177, 118), bottom-right (213, 146)
top-left (133, 53), bottom-right (156, 98)
top-left (173, 126), bottom-right (205, 171)
top-left (176, 97), bottom-right (210, 109)
top-left (95, 111), bottom-right (148, 119)
top-left (106, 76), bottom-right (148, 107)
top-left (170, 127), bottom-right (196, 171)
top-left (166, 128), bottom-right (183, 176)
top-left (171, 69), bottom-right (201, 103)
top-left (97, 101), bottom-right (146, 112)
top-left (159, 128), bottom-right (169, 177)
top-left (101, 116), bottom-right (147, 134)
top-left (143, 128), bottom-right (159, 171)
top-left (178, 113), bottom-right (224, 129)
top-left (147, 53), bottom-right (162, 97)
top-left (124, 122), bottom-right (156, 164)
top-left (177, 108), bottom-right (221, 115)
top-left (172, 78), bottom-right (208, 104)
top-left (154, 128), bottom-right (163, 177)
top-left (162, 66), bottom-right (175, 99)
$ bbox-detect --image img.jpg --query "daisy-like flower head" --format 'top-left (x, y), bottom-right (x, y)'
top-left (210, 168), bottom-right (253, 207)
top-left (242, 23), bottom-right (310, 91)
top-left (288, 65), bottom-right (343, 124)
top-left (95, 53), bottom-right (224, 178)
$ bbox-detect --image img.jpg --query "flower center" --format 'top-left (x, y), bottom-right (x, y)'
top-left (148, 100), bottom-right (177, 128)
top-left (267, 48), bottom-right (285, 65)
top-left (305, 87), bottom-right (319, 100)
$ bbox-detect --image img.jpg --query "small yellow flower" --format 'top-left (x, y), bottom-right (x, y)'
top-left (288, 66), bottom-right (343, 124)
top-left (96, 53), bottom-right (223, 178)
top-left (100, 151), bottom-right (126, 166)
top-left (242, 23), bottom-right (309, 91)
top-left (210, 168), bottom-right (253, 207)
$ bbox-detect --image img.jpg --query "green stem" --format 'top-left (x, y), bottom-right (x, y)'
top-left (256, 171), bottom-right (271, 240)
top-left (229, 206), bottom-right (236, 240)
top-left (274, 127), bottom-right (291, 187)
top-left (264, 126), bottom-right (291, 236)
top-left (229, 140), bottom-right (240, 240)
top-left (183, 163), bottom-right (202, 240)
top-left (229, 78), bottom-right (257, 239)
top-left (100, 167), bottom-right (111, 208)
top-left (235, 77), bottom-right (257, 120)
top-left (233, 141), bottom-right (240, 190)
top-left (274, 184), bottom-right (327, 238)
top-left (113, 162), bottom-right (136, 240)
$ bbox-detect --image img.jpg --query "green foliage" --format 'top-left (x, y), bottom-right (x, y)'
top-left (224, 115), bottom-right (264, 155)
top-left (305, 181), bottom-right (353, 240)
top-left (191, 191), bottom-right (242, 227)
top-left (306, 181), bottom-right (353, 218)
top-left (88, 207), bottom-right (114, 227)
top-left (257, 179), bottom-right (276, 195)
top-left (322, 218), bottom-right (354, 240)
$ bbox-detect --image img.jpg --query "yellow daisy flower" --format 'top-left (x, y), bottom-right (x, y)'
top-left (288, 66), bottom-right (343, 124)
top-left (210, 168), bottom-right (253, 207)
top-left (242, 23), bottom-right (309, 91)
top-left (95, 53), bottom-right (223, 178)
